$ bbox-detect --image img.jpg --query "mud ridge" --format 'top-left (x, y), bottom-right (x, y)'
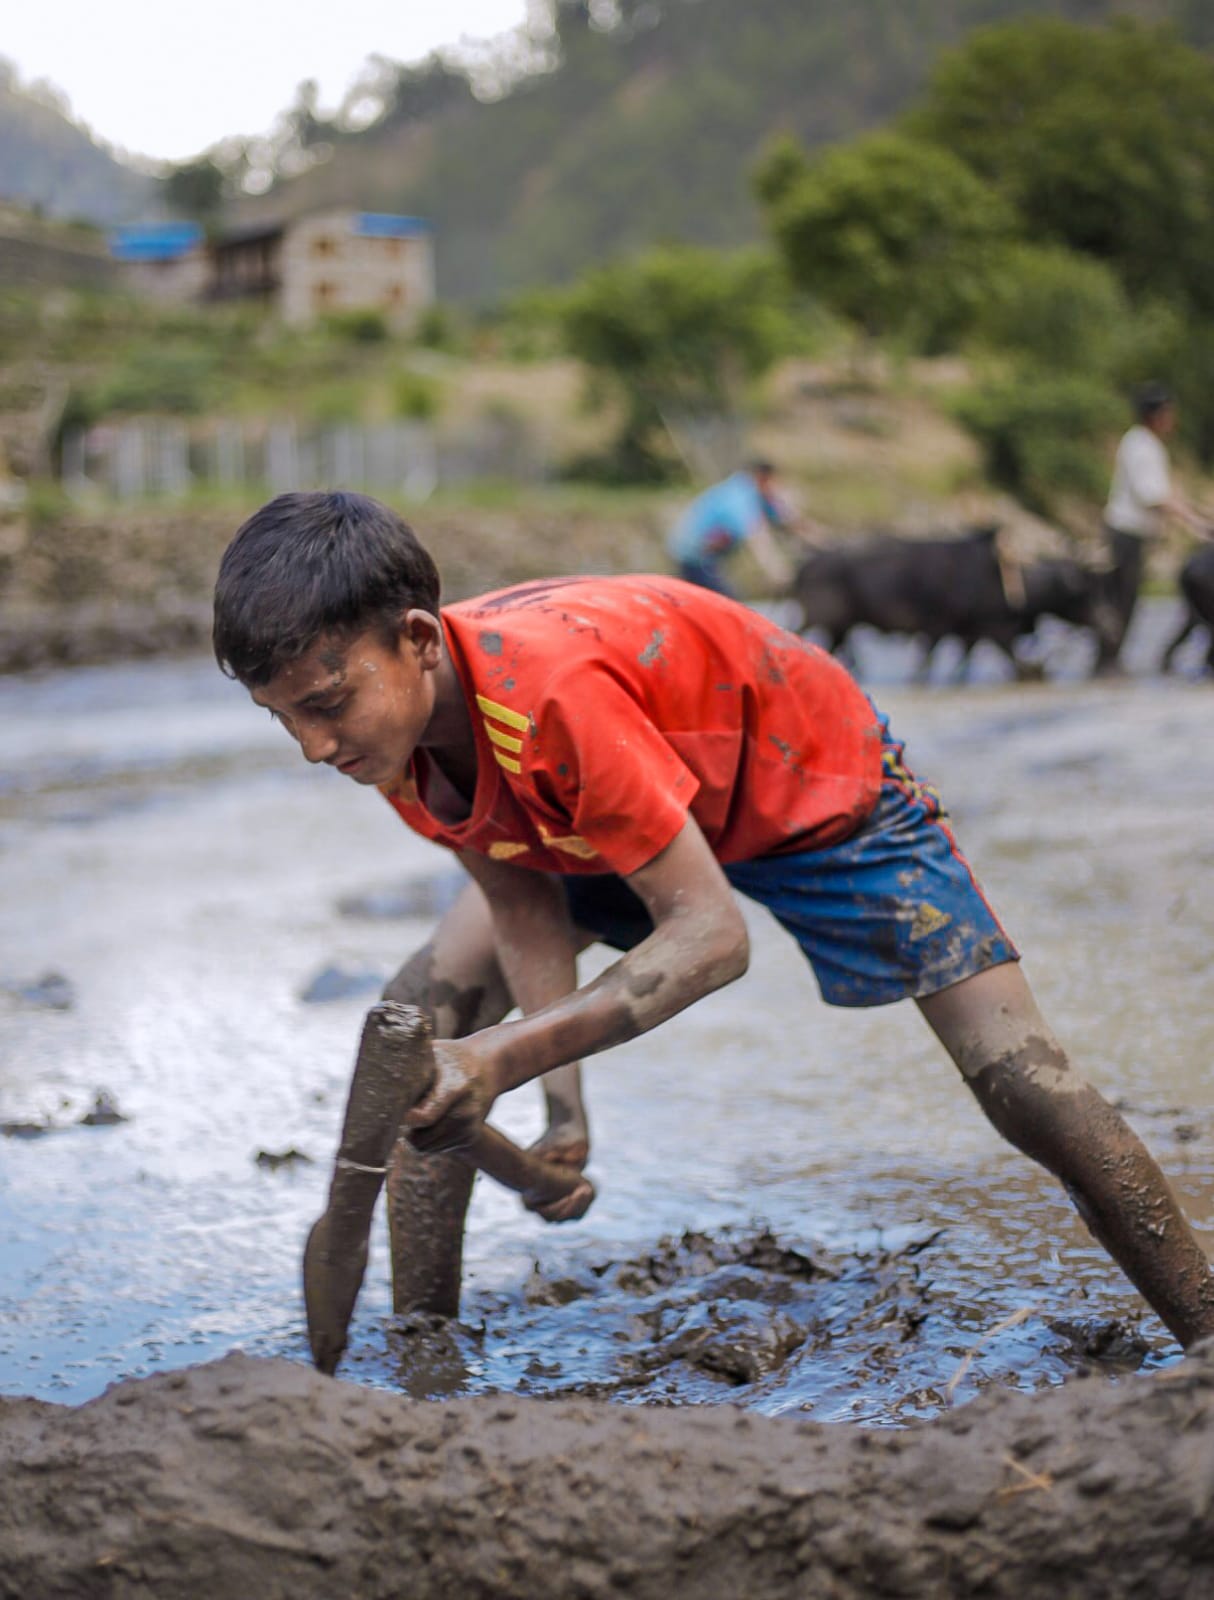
top-left (3, 1343), bottom-right (1214, 1598)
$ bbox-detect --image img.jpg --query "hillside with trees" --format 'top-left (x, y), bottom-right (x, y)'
top-left (228, 0), bottom-right (1210, 301)
top-left (751, 15), bottom-right (1214, 502)
top-left (5, 2), bottom-right (1208, 295)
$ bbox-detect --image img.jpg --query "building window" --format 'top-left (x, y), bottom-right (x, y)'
top-left (383, 237), bottom-right (403, 260)
top-left (313, 281), bottom-right (337, 310)
top-left (383, 284), bottom-right (405, 309)
top-left (312, 236), bottom-right (337, 258)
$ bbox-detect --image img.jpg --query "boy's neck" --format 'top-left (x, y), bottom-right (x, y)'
top-left (419, 648), bottom-right (480, 801)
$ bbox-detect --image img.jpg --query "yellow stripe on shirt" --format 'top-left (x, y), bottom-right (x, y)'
top-left (485, 724), bottom-right (524, 755)
top-left (476, 693), bottom-right (529, 732)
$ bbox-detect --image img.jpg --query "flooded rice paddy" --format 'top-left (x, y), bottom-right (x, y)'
top-left (2, 604), bottom-right (1212, 1422)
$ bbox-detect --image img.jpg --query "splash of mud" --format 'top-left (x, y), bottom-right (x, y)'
top-left (340, 1224), bottom-right (1168, 1422)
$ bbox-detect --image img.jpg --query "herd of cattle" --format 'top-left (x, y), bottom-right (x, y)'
top-left (790, 526), bottom-right (1214, 679)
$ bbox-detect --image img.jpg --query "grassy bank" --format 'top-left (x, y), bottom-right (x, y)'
top-left (0, 487), bottom-right (676, 672)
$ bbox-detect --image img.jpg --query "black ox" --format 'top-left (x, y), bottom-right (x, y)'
top-left (1161, 545), bottom-right (1214, 675)
top-left (791, 525), bottom-right (1114, 679)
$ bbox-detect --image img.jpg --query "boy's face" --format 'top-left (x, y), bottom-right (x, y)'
top-left (250, 614), bottom-right (442, 787)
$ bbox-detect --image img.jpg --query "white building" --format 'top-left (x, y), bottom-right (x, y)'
top-left (111, 208), bottom-right (435, 329)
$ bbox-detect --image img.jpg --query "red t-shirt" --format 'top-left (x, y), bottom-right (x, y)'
top-left (381, 576), bottom-right (883, 878)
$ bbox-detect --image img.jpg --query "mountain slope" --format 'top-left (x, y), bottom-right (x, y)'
top-left (0, 64), bottom-right (152, 225)
top-left (4, 1), bottom-right (1207, 292)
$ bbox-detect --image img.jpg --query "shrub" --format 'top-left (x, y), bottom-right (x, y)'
top-left (557, 244), bottom-right (792, 478)
top-left (975, 245), bottom-right (1129, 374)
top-left (412, 304), bottom-right (465, 354)
top-left (392, 368), bottom-right (442, 421)
top-left (97, 346), bottom-right (220, 415)
top-left (1110, 303), bottom-right (1214, 467)
top-left (323, 308), bottom-right (390, 344)
top-left (308, 382), bottom-right (365, 424)
top-left (952, 373), bottom-right (1123, 513)
top-left (23, 480), bottom-right (70, 532)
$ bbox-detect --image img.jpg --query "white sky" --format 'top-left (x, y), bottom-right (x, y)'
top-left (4, 0), bottom-right (533, 163)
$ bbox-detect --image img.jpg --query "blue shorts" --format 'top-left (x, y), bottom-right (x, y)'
top-left (562, 720), bottom-right (1019, 1008)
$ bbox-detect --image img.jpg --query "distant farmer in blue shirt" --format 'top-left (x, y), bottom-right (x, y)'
top-left (667, 460), bottom-right (809, 597)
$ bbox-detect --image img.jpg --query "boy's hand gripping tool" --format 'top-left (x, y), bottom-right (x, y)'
top-left (302, 1000), bottom-right (594, 1375)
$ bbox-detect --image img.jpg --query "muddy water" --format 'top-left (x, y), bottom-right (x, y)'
top-left (2, 605), bottom-right (1212, 1422)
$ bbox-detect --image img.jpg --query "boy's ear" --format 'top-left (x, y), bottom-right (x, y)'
top-left (401, 608), bottom-right (444, 668)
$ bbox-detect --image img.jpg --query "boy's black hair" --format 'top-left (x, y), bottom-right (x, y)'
top-left (747, 457), bottom-right (776, 476)
top-left (1133, 381), bottom-right (1174, 423)
top-left (213, 491), bottom-right (441, 686)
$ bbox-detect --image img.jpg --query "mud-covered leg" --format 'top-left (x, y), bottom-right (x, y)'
top-left (919, 962), bottom-right (1214, 1348)
top-left (382, 881), bottom-right (514, 1317)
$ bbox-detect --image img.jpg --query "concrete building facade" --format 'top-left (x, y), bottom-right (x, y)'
top-left (279, 209), bottom-right (434, 327)
top-left (110, 209), bottom-right (434, 328)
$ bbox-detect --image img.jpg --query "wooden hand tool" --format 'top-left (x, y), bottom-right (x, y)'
top-left (303, 1000), bottom-right (594, 1374)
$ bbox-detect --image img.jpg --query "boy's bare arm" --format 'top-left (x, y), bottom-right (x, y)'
top-left (457, 850), bottom-right (580, 1017)
top-left (455, 850), bottom-right (590, 1175)
top-left (405, 816), bottom-right (748, 1152)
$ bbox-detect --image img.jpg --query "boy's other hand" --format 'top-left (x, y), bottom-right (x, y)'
top-left (535, 1061), bottom-right (590, 1172)
top-left (526, 1092), bottom-right (591, 1221)
top-left (529, 1120), bottom-right (590, 1171)
top-left (523, 1175), bottom-right (595, 1224)
top-left (403, 1038), bottom-right (497, 1154)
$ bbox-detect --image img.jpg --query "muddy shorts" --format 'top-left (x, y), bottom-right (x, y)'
top-left (562, 719), bottom-right (1019, 1008)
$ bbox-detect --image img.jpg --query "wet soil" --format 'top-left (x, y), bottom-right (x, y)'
top-left (369, 1221), bottom-right (1167, 1419)
top-left (3, 1344), bottom-right (1214, 1599)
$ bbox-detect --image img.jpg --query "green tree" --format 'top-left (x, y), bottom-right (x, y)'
top-left (558, 244), bottom-right (793, 479)
top-left (952, 374), bottom-right (1123, 514)
top-left (285, 79), bottom-right (333, 151)
top-left (975, 243), bottom-right (1130, 374)
top-left (909, 19), bottom-right (1214, 314)
top-left (1110, 302), bottom-right (1214, 466)
top-left (163, 156), bottom-right (226, 223)
top-left (755, 130), bottom-right (1013, 350)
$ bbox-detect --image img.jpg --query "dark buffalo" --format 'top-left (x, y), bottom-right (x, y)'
top-left (1161, 545), bottom-right (1214, 674)
top-left (792, 525), bottom-right (1114, 679)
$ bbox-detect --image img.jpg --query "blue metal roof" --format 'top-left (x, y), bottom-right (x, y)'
top-left (353, 213), bottom-right (431, 238)
top-left (109, 222), bottom-right (205, 262)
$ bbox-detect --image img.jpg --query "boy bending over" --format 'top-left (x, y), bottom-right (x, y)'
top-left (214, 492), bottom-right (1214, 1346)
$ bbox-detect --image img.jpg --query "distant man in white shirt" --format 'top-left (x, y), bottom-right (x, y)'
top-left (1097, 383), bottom-right (1212, 674)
